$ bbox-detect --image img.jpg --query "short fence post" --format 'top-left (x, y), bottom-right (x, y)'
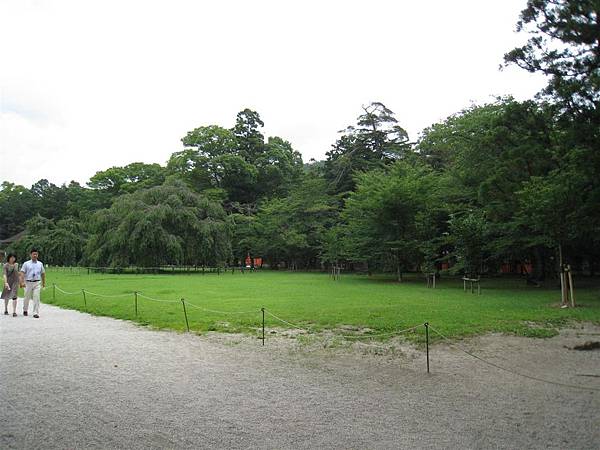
top-left (82, 289), bottom-right (87, 310)
top-left (181, 298), bottom-right (190, 332)
top-left (567, 268), bottom-right (575, 307)
top-left (424, 322), bottom-right (430, 374)
top-left (134, 291), bottom-right (138, 317)
top-left (52, 283), bottom-right (56, 301)
top-left (261, 307), bottom-right (265, 346)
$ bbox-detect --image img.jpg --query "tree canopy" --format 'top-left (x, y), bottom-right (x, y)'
top-left (2, 1), bottom-right (600, 280)
top-left (86, 180), bottom-right (231, 267)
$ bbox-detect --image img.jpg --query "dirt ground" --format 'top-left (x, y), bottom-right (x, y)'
top-left (1, 303), bottom-right (599, 449)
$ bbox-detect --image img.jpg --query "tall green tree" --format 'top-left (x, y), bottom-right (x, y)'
top-left (247, 175), bottom-right (338, 268)
top-left (0, 182), bottom-right (37, 239)
top-left (325, 102), bottom-right (410, 194)
top-left (504, 0), bottom-right (600, 110)
top-left (447, 210), bottom-right (490, 278)
top-left (88, 162), bottom-right (166, 196)
top-left (232, 108), bottom-right (266, 162)
top-left (340, 159), bottom-right (438, 280)
top-left (504, 0), bottom-right (600, 275)
top-left (417, 98), bottom-right (559, 278)
top-left (169, 111), bottom-right (303, 205)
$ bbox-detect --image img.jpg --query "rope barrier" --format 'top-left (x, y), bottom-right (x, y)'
top-left (264, 310), bottom-right (312, 332)
top-left (136, 293), bottom-right (180, 304)
top-left (183, 301), bottom-right (258, 315)
top-left (52, 286), bottom-right (419, 338)
top-left (429, 325), bottom-right (600, 392)
top-left (54, 286), bottom-right (80, 295)
top-left (83, 290), bottom-right (133, 298)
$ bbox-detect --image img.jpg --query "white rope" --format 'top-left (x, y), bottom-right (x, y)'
top-left (264, 310), bottom-right (313, 332)
top-left (429, 325), bottom-right (600, 392)
top-left (137, 293), bottom-right (180, 304)
top-left (83, 290), bottom-right (133, 298)
top-left (54, 285), bottom-right (80, 295)
top-left (183, 301), bottom-right (258, 315)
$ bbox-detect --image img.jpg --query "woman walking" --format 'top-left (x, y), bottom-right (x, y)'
top-left (2, 253), bottom-right (20, 317)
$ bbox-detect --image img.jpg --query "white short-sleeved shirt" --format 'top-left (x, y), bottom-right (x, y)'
top-left (20, 260), bottom-right (45, 281)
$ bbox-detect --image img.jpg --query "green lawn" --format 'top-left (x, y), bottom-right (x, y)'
top-left (38, 269), bottom-right (600, 342)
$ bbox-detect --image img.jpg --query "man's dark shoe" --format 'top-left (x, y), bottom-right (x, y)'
top-left (33, 314), bottom-right (39, 319)
top-left (12, 312), bottom-right (17, 317)
top-left (3, 310), bottom-right (7, 315)
top-left (23, 311), bottom-right (28, 316)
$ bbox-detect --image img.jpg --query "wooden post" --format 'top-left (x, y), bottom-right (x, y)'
top-left (261, 307), bottom-right (265, 346)
top-left (567, 266), bottom-right (575, 308)
top-left (560, 270), bottom-right (567, 307)
top-left (424, 322), bottom-right (430, 374)
top-left (558, 244), bottom-right (566, 306)
top-left (181, 299), bottom-right (190, 332)
top-left (82, 289), bottom-right (87, 310)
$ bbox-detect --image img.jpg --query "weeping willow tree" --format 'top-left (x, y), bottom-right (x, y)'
top-left (10, 215), bottom-right (87, 266)
top-left (86, 179), bottom-right (231, 267)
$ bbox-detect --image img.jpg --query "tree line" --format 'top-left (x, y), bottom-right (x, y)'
top-left (1, 0), bottom-right (598, 281)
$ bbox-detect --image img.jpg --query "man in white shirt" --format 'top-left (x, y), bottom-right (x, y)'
top-left (19, 249), bottom-right (46, 318)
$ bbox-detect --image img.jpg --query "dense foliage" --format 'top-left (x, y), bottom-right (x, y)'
top-left (1, 1), bottom-right (598, 278)
top-left (85, 180), bottom-right (231, 267)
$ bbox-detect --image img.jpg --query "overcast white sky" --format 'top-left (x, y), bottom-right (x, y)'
top-left (1, 0), bottom-right (547, 187)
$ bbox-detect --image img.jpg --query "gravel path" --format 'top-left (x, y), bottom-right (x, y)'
top-left (1, 303), bottom-right (599, 449)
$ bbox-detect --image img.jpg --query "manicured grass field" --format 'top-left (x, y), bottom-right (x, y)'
top-left (38, 269), bottom-right (600, 342)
